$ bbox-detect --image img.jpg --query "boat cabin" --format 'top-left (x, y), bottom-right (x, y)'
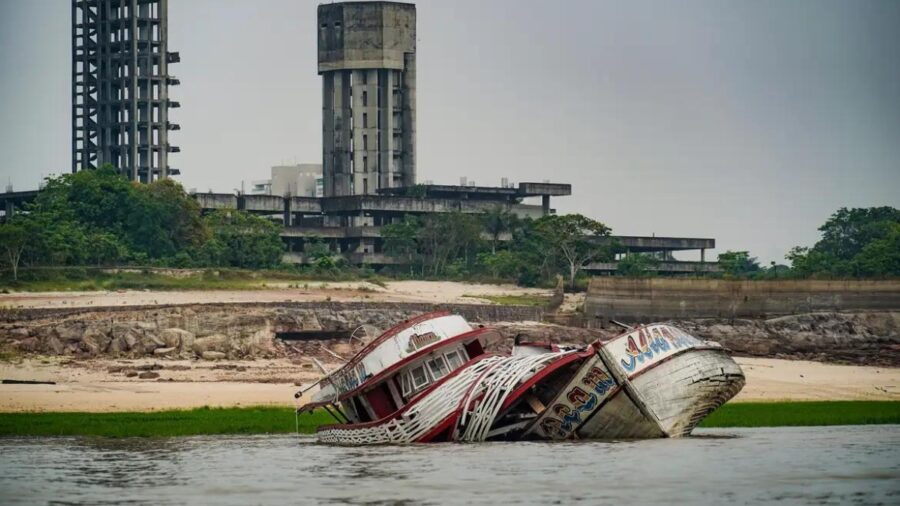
top-left (298, 311), bottom-right (503, 424)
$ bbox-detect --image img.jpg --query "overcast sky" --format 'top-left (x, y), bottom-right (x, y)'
top-left (1, 0), bottom-right (898, 263)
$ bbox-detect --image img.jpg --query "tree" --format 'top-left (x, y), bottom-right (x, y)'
top-left (617, 253), bottom-right (659, 277)
top-left (477, 250), bottom-right (521, 280)
top-left (85, 231), bottom-right (128, 266)
top-left (853, 222), bottom-right (900, 277)
top-left (717, 250), bottom-right (760, 277)
top-left (204, 210), bottom-right (284, 268)
top-left (382, 217), bottom-right (419, 275)
top-left (304, 238), bottom-right (340, 272)
top-left (481, 205), bottom-right (515, 255)
top-left (533, 214), bottom-right (612, 288)
top-left (416, 213), bottom-right (482, 276)
top-left (0, 223), bottom-right (28, 280)
top-left (786, 207), bottom-right (900, 277)
top-left (127, 178), bottom-right (207, 258)
top-left (815, 207), bottom-right (900, 261)
top-left (15, 166), bottom-right (210, 267)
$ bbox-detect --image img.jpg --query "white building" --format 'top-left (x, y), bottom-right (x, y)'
top-left (247, 164), bottom-right (323, 197)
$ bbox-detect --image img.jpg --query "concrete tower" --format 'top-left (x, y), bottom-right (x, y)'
top-left (72, 0), bottom-right (181, 182)
top-left (318, 1), bottom-right (416, 197)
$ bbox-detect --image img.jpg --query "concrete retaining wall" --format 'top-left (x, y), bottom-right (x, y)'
top-left (1, 301), bottom-right (543, 325)
top-left (584, 278), bottom-right (900, 322)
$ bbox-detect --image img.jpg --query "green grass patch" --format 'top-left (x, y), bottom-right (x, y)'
top-left (464, 294), bottom-right (552, 307)
top-left (0, 407), bottom-right (333, 438)
top-left (700, 401), bottom-right (900, 428)
top-left (1, 402), bottom-right (896, 438)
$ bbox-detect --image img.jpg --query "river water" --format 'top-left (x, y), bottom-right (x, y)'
top-left (1, 426), bottom-right (898, 505)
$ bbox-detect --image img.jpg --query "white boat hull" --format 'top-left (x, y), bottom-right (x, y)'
top-left (578, 348), bottom-right (744, 439)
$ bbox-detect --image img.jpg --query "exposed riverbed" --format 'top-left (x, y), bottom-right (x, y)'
top-left (1, 426), bottom-right (897, 505)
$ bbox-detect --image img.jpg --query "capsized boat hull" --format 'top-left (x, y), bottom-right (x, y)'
top-left (573, 348), bottom-right (744, 439)
top-left (528, 325), bottom-right (745, 440)
top-left (310, 323), bottom-right (744, 445)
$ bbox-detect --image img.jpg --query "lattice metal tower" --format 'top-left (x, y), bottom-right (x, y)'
top-left (318, 1), bottom-right (416, 197)
top-left (72, 0), bottom-right (180, 182)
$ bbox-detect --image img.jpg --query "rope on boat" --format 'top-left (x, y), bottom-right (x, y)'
top-left (317, 353), bottom-right (569, 445)
top-left (456, 353), bottom-right (568, 442)
top-left (317, 356), bottom-right (504, 445)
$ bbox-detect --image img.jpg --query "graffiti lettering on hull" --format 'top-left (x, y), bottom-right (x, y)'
top-left (612, 325), bottom-right (702, 376)
top-left (532, 359), bottom-right (618, 440)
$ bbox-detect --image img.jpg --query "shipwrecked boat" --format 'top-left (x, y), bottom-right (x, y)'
top-left (295, 311), bottom-right (744, 444)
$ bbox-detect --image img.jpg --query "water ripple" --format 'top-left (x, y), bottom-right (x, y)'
top-left (1, 426), bottom-right (898, 505)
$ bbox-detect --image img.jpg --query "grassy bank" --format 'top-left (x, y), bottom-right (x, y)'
top-left (0, 401), bottom-right (897, 438)
top-left (699, 401), bottom-right (900, 428)
top-left (0, 407), bottom-right (333, 437)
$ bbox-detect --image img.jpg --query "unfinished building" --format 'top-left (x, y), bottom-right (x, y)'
top-left (71, 0), bottom-right (180, 182)
top-left (318, 1), bottom-right (416, 200)
top-left (1, 0), bottom-right (719, 273)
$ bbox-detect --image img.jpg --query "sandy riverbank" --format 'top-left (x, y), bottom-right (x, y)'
top-left (0, 356), bottom-right (896, 413)
top-left (0, 281), bottom-right (554, 309)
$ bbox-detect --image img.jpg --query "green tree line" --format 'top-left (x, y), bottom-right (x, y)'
top-left (714, 206), bottom-right (900, 279)
top-left (0, 166), bottom-right (283, 279)
top-left (381, 208), bottom-right (615, 288)
top-left (4, 167), bottom-right (892, 285)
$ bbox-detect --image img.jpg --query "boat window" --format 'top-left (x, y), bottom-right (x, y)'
top-left (400, 372), bottom-right (412, 397)
top-left (444, 349), bottom-right (464, 370)
top-left (427, 356), bottom-right (449, 380)
top-left (411, 365), bottom-right (429, 390)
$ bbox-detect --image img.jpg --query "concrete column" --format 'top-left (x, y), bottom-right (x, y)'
top-left (322, 72), bottom-right (335, 196)
top-left (542, 195), bottom-right (550, 215)
top-left (378, 68), bottom-right (392, 192)
top-left (401, 52), bottom-right (416, 187)
top-left (283, 196), bottom-right (292, 226)
top-left (337, 70), bottom-right (352, 195)
top-left (159, 0), bottom-right (169, 179)
top-left (701, 248), bottom-right (706, 263)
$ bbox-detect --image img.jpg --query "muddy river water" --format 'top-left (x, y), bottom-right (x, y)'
top-left (1, 426), bottom-right (898, 505)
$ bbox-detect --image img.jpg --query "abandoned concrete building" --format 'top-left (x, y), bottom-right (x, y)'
top-left (71, 0), bottom-right (181, 182)
top-left (189, 1), bottom-right (717, 272)
top-left (0, 0), bottom-right (718, 273)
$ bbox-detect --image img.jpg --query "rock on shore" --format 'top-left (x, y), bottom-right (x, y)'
top-left (1, 303), bottom-right (897, 366)
top-left (670, 311), bottom-right (900, 366)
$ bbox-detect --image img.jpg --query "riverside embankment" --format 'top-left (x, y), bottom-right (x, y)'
top-left (1, 281), bottom-right (898, 413)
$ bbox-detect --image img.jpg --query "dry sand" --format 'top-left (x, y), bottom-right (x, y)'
top-left (733, 357), bottom-right (899, 402)
top-left (0, 281), bottom-right (552, 309)
top-left (0, 357), bottom-right (324, 413)
top-left (0, 356), bottom-right (896, 412)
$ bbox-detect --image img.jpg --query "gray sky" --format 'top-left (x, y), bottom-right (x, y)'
top-left (1, 0), bottom-right (899, 264)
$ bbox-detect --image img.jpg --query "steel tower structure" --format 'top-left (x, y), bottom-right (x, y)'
top-left (71, 0), bottom-right (180, 182)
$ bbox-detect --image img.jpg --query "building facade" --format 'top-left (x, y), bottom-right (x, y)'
top-left (71, 0), bottom-right (180, 182)
top-left (271, 164), bottom-right (324, 198)
top-left (318, 1), bottom-right (416, 198)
